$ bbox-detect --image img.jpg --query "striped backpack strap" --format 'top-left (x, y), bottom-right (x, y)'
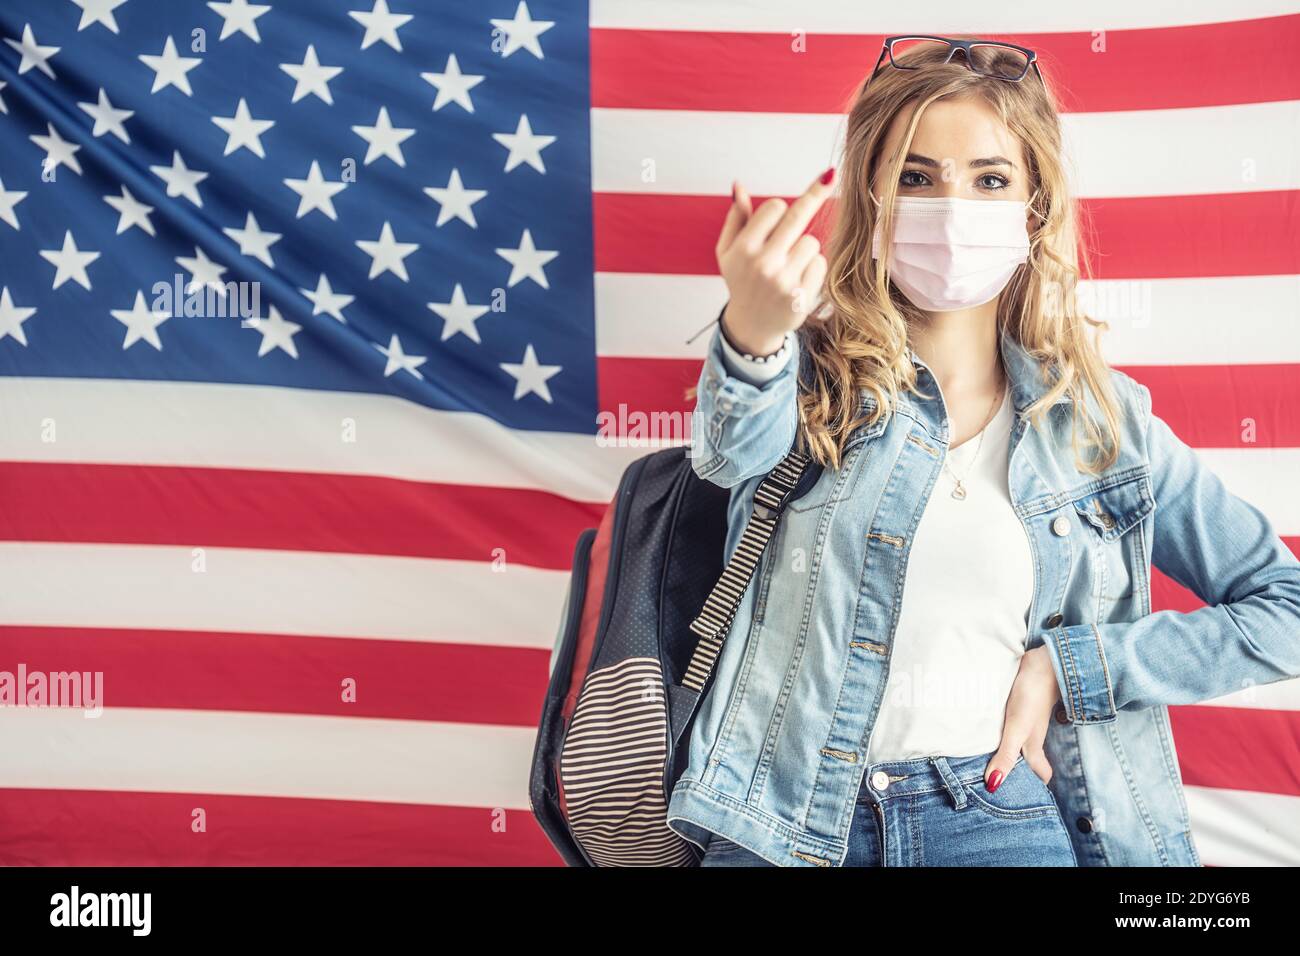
top-left (680, 449), bottom-right (816, 693)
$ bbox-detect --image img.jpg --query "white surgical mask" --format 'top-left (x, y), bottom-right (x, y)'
top-left (870, 195), bottom-right (1030, 312)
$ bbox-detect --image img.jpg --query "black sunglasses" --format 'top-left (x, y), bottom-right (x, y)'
top-left (867, 35), bottom-right (1044, 86)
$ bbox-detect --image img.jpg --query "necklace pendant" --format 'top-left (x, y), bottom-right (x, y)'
top-left (951, 481), bottom-right (967, 500)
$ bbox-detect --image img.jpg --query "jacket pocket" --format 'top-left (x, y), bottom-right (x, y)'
top-left (1071, 469), bottom-right (1155, 541)
top-left (1068, 469), bottom-right (1155, 614)
top-left (786, 409), bottom-right (887, 514)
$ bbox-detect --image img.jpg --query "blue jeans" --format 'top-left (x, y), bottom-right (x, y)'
top-left (699, 750), bottom-right (1078, 866)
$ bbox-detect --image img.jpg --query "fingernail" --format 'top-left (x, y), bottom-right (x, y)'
top-left (820, 166), bottom-right (835, 186)
top-left (731, 182), bottom-right (738, 204)
top-left (986, 770), bottom-right (1004, 793)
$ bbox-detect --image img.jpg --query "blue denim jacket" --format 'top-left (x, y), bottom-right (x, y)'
top-left (666, 319), bottom-right (1300, 866)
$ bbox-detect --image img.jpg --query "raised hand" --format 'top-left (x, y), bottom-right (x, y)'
top-left (714, 168), bottom-right (835, 357)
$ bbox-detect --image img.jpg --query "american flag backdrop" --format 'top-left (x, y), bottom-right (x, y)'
top-left (0, 0), bottom-right (1297, 866)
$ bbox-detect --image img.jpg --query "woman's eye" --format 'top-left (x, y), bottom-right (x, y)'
top-left (977, 174), bottom-right (1010, 191)
top-left (900, 170), bottom-right (930, 188)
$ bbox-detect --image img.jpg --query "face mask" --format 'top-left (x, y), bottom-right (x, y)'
top-left (870, 195), bottom-right (1030, 312)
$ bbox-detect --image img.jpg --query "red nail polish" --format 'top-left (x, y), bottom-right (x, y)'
top-left (732, 183), bottom-right (739, 204)
top-left (987, 770), bottom-right (1004, 793)
top-left (820, 166), bottom-right (835, 186)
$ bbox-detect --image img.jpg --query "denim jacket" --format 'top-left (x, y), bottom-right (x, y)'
top-left (665, 318), bottom-right (1300, 867)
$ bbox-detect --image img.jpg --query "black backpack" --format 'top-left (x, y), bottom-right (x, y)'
top-left (528, 442), bottom-right (821, 866)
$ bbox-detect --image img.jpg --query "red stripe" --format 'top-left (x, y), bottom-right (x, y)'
top-left (0, 626), bottom-right (547, 724)
top-left (0, 462), bottom-right (602, 569)
top-left (597, 355), bottom-right (703, 426)
top-left (1170, 705), bottom-right (1300, 797)
top-left (592, 16), bottom-right (1300, 114)
top-left (1136, 364), bottom-right (1300, 447)
top-left (597, 354), bottom-right (1300, 448)
top-left (1083, 191), bottom-right (1300, 280)
top-left (595, 191), bottom-right (1300, 279)
top-left (0, 788), bottom-right (563, 865)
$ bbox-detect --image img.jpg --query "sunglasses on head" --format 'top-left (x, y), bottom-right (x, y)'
top-left (866, 35), bottom-right (1044, 87)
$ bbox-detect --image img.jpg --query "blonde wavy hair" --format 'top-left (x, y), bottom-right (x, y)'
top-left (789, 39), bottom-right (1121, 474)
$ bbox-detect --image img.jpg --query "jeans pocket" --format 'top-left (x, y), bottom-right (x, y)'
top-left (961, 757), bottom-right (1061, 821)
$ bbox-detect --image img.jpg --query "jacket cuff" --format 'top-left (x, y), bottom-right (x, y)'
top-left (699, 324), bottom-right (798, 420)
top-left (1042, 623), bottom-right (1118, 724)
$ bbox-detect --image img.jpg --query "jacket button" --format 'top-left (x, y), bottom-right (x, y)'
top-left (1046, 612), bottom-right (1064, 628)
top-left (871, 771), bottom-right (890, 792)
top-left (1054, 704), bottom-right (1069, 724)
top-left (1076, 816), bottom-right (1093, 833)
top-left (1051, 515), bottom-right (1071, 536)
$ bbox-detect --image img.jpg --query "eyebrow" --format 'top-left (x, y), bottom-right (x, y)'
top-left (904, 153), bottom-right (1017, 170)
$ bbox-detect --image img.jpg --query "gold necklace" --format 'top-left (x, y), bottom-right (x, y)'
top-left (942, 378), bottom-right (1005, 501)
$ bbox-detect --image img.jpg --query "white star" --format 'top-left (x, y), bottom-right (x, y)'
top-left (111, 290), bottom-right (171, 350)
top-left (40, 230), bottom-right (100, 291)
top-left (423, 169), bottom-right (487, 228)
top-left (243, 305), bottom-right (301, 358)
top-left (0, 178), bottom-right (28, 231)
top-left (104, 184), bottom-right (155, 236)
top-left (0, 287), bottom-right (37, 346)
top-left (71, 0), bottom-right (128, 33)
top-left (176, 246), bottom-right (228, 294)
top-left (351, 106), bottom-right (414, 167)
top-left (78, 88), bottom-right (133, 143)
top-left (5, 24), bottom-right (60, 79)
top-left (349, 0), bottom-right (412, 52)
top-left (0, 81), bottom-right (7, 114)
top-left (223, 211), bottom-right (282, 267)
top-left (139, 36), bottom-right (202, 96)
top-left (280, 45), bottom-right (343, 104)
top-left (495, 229), bottom-right (558, 289)
top-left (500, 344), bottom-right (561, 402)
top-left (212, 97), bottom-right (275, 157)
top-left (284, 161), bottom-right (347, 220)
top-left (30, 123), bottom-right (83, 177)
top-left (428, 284), bottom-right (490, 343)
top-left (207, 0), bottom-right (270, 42)
top-left (420, 53), bottom-right (484, 113)
top-left (356, 221), bottom-right (419, 281)
top-left (490, 2), bottom-right (555, 59)
top-left (150, 150), bottom-right (207, 206)
top-left (492, 114), bottom-right (555, 173)
top-left (375, 334), bottom-right (426, 379)
top-left (300, 274), bottom-right (354, 323)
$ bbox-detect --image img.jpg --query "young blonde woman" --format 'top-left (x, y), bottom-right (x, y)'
top-left (666, 36), bottom-right (1300, 867)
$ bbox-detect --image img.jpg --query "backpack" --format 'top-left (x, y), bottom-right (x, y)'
top-left (528, 442), bottom-right (822, 866)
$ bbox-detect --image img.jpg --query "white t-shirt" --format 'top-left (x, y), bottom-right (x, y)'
top-left (865, 386), bottom-right (1033, 763)
top-left (715, 329), bottom-right (1035, 763)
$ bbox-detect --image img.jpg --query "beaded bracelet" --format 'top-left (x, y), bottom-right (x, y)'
top-left (718, 313), bottom-right (791, 363)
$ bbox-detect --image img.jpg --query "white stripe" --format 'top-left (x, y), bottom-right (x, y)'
top-left (592, 0), bottom-right (1298, 32)
top-left (1186, 785), bottom-right (1300, 866)
top-left (1204, 449), bottom-right (1300, 536)
top-left (592, 101), bottom-right (1300, 198)
top-left (0, 378), bottom-right (645, 502)
top-left (0, 543), bottom-right (567, 649)
top-left (595, 273), bottom-right (1300, 366)
top-left (0, 706), bottom-right (533, 807)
